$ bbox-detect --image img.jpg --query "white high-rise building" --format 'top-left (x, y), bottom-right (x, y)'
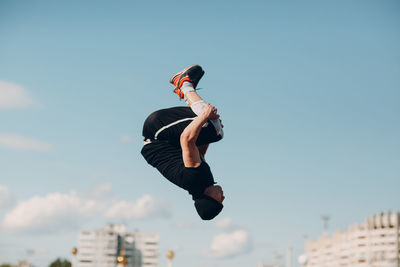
top-left (303, 211), bottom-right (400, 267)
top-left (125, 231), bottom-right (159, 267)
top-left (77, 224), bottom-right (159, 267)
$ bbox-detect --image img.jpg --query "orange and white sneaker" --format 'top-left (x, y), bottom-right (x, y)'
top-left (169, 64), bottom-right (205, 99)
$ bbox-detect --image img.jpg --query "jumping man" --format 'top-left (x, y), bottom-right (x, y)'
top-left (141, 64), bottom-right (225, 220)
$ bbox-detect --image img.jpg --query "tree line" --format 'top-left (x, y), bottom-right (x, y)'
top-left (0, 258), bottom-right (71, 267)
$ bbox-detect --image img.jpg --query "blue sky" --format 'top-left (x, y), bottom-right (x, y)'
top-left (0, 1), bottom-right (399, 266)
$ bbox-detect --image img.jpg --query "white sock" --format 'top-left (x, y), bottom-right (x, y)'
top-left (181, 81), bottom-right (195, 95)
top-left (191, 100), bottom-right (224, 138)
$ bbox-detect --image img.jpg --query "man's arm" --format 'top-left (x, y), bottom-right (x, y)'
top-left (180, 104), bottom-right (219, 168)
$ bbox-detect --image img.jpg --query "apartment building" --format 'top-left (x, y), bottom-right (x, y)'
top-left (77, 224), bottom-right (159, 267)
top-left (303, 211), bottom-right (400, 267)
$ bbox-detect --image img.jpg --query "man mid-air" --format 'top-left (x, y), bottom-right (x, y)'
top-left (141, 64), bottom-right (225, 220)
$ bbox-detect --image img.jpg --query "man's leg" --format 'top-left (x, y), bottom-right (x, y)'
top-left (170, 65), bottom-right (223, 137)
top-left (142, 107), bottom-right (195, 145)
top-left (142, 106), bottom-right (221, 146)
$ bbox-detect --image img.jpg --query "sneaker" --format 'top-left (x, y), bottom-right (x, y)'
top-left (170, 64), bottom-right (205, 99)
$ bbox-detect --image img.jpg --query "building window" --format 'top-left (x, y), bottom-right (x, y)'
top-left (81, 231), bottom-right (92, 235)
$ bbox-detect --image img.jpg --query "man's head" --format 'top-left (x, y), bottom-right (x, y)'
top-left (194, 185), bottom-right (224, 220)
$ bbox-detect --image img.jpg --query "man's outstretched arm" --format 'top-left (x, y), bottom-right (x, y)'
top-left (180, 104), bottom-right (219, 168)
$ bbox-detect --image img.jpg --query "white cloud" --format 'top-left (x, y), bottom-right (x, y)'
top-left (1, 190), bottom-right (171, 233)
top-left (0, 81), bottom-right (35, 109)
top-left (0, 185), bottom-right (12, 208)
top-left (0, 134), bottom-right (51, 151)
top-left (205, 230), bottom-right (252, 259)
top-left (120, 135), bottom-right (133, 143)
top-left (2, 192), bottom-right (97, 233)
top-left (216, 217), bottom-right (232, 229)
top-left (104, 194), bottom-right (171, 219)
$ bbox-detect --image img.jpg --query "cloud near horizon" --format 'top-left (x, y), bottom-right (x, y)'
top-left (216, 217), bottom-right (233, 229)
top-left (205, 230), bottom-right (252, 259)
top-left (2, 192), bottom-right (96, 233)
top-left (0, 81), bottom-right (35, 109)
top-left (0, 134), bottom-right (51, 152)
top-left (104, 194), bottom-right (172, 219)
top-left (1, 190), bottom-right (171, 233)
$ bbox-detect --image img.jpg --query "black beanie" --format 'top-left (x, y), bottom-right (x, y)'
top-left (194, 195), bottom-right (223, 220)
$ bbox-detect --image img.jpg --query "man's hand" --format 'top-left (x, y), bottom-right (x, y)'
top-left (201, 104), bottom-right (220, 120)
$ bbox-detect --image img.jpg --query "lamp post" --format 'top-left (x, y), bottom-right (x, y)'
top-left (166, 250), bottom-right (174, 267)
top-left (117, 242), bottom-right (128, 267)
top-left (71, 248), bottom-right (78, 267)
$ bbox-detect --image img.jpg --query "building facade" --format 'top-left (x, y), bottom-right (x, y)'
top-left (303, 211), bottom-right (400, 267)
top-left (124, 231), bottom-right (159, 267)
top-left (77, 224), bottom-right (159, 267)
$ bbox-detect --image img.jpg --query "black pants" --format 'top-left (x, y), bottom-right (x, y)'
top-left (142, 106), bottom-right (222, 147)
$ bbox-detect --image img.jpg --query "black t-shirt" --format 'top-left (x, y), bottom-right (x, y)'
top-left (141, 140), bottom-right (215, 199)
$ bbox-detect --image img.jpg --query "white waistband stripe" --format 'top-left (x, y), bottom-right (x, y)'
top-left (154, 117), bottom-right (196, 140)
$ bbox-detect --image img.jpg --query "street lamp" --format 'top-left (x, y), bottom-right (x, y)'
top-left (166, 250), bottom-right (174, 267)
top-left (71, 247), bottom-right (78, 267)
